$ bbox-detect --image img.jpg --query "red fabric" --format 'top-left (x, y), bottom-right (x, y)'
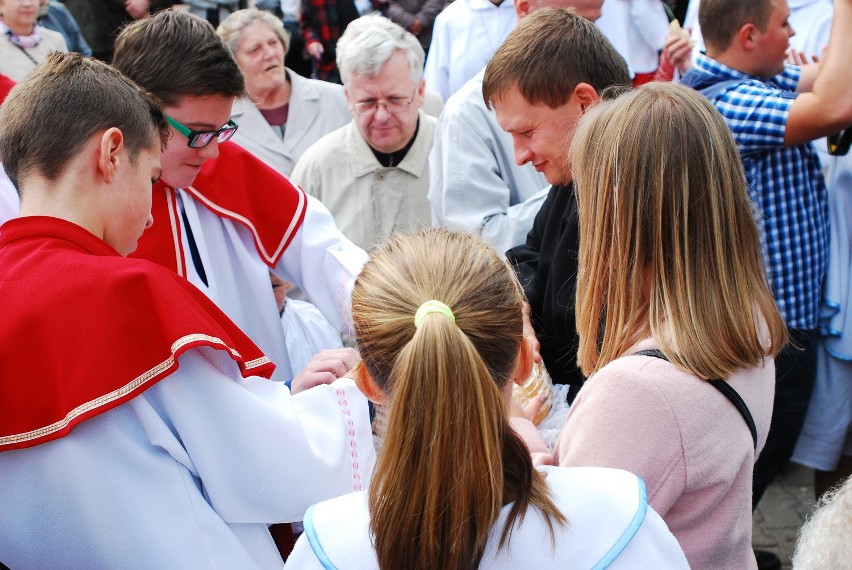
top-left (0, 217), bottom-right (275, 452)
top-left (632, 71), bottom-right (658, 87)
top-left (0, 74), bottom-right (15, 103)
top-left (131, 141), bottom-right (307, 273)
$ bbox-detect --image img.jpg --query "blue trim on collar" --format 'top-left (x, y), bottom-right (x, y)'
top-left (303, 504), bottom-right (338, 570)
top-left (590, 476), bottom-right (649, 569)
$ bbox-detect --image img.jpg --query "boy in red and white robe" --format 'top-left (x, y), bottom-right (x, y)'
top-left (0, 53), bottom-right (373, 569)
top-left (113, 10), bottom-right (368, 384)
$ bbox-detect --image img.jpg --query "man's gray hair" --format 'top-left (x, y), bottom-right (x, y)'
top-left (336, 14), bottom-right (424, 86)
top-left (791, 475), bottom-right (852, 569)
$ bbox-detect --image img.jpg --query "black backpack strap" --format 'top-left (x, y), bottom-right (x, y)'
top-left (633, 350), bottom-right (758, 449)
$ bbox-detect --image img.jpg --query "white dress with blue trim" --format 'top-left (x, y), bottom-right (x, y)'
top-left (284, 466), bottom-right (689, 569)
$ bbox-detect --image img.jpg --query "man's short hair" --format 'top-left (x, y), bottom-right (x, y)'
top-left (482, 8), bottom-right (630, 110)
top-left (112, 9), bottom-right (245, 106)
top-left (699, 0), bottom-right (774, 52)
top-left (336, 14), bottom-right (425, 86)
top-left (0, 52), bottom-right (168, 192)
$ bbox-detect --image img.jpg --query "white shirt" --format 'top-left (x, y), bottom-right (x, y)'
top-left (428, 69), bottom-right (548, 253)
top-left (423, 0), bottom-right (517, 101)
top-left (0, 347), bottom-right (375, 569)
top-left (285, 466), bottom-right (689, 569)
top-left (596, 0), bottom-right (669, 76)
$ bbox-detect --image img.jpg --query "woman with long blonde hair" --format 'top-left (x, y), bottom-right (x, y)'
top-left (284, 228), bottom-right (687, 569)
top-left (539, 83), bottom-right (788, 569)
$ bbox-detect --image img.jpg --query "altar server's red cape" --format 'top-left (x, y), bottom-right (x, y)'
top-left (0, 216), bottom-right (275, 452)
top-left (131, 142), bottom-right (307, 276)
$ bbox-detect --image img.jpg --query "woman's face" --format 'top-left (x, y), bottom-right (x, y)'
top-left (1, 0), bottom-right (39, 34)
top-left (235, 22), bottom-right (287, 97)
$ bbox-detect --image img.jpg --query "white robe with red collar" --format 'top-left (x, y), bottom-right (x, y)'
top-left (132, 142), bottom-right (368, 381)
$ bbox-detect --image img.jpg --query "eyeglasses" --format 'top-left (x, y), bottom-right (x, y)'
top-left (350, 89), bottom-right (417, 116)
top-left (166, 115), bottom-right (239, 149)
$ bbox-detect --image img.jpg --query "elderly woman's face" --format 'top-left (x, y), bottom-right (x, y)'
top-left (1, 0), bottom-right (39, 33)
top-left (235, 22), bottom-right (287, 96)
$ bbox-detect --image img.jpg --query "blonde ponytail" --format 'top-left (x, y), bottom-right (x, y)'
top-left (352, 229), bottom-right (565, 569)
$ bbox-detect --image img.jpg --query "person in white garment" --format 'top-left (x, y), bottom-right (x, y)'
top-left (786, 0), bottom-right (852, 504)
top-left (284, 228), bottom-right (689, 569)
top-left (0, 52), bottom-right (374, 569)
top-left (428, 0), bottom-right (603, 254)
top-left (423, 0), bottom-right (517, 101)
top-left (111, 9), bottom-right (366, 384)
top-left (290, 14), bottom-right (434, 251)
top-left (594, 0), bottom-right (669, 83)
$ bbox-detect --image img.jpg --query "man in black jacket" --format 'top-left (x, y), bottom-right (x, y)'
top-left (482, 8), bottom-right (630, 401)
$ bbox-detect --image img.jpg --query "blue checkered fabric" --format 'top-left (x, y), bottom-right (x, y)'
top-left (687, 54), bottom-right (828, 330)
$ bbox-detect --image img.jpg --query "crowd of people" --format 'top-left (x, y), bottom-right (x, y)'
top-left (0, 0), bottom-right (850, 568)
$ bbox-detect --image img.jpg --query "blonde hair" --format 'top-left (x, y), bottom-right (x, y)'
top-left (351, 228), bottom-right (565, 570)
top-left (571, 83), bottom-right (787, 379)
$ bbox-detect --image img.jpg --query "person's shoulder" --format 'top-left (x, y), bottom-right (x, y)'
top-left (299, 123), bottom-right (350, 163)
top-left (544, 465), bottom-right (645, 504)
top-left (40, 26), bottom-right (67, 49)
top-left (443, 73), bottom-right (487, 113)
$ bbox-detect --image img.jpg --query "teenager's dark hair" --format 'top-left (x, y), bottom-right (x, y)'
top-left (0, 52), bottom-right (168, 192)
top-left (112, 9), bottom-right (245, 106)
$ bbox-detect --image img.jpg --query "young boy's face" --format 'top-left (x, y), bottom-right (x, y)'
top-left (104, 142), bottom-right (162, 256)
top-left (160, 93), bottom-right (235, 189)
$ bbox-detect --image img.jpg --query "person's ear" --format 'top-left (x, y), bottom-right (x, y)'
top-left (97, 127), bottom-right (124, 184)
top-left (353, 362), bottom-right (388, 404)
top-left (573, 82), bottom-right (599, 113)
top-left (514, 0), bottom-right (532, 20)
top-left (738, 23), bottom-right (758, 51)
top-left (416, 78), bottom-right (426, 107)
top-left (512, 336), bottom-right (535, 386)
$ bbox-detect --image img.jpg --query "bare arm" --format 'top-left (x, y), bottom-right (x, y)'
top-left (785, 0), bottom-right (852, 146)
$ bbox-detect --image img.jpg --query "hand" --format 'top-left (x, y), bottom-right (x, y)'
top-left (289, 347), bottom-right (360, 394)
top-left (125, 0), bottom-right (150, 19)
top-left (663, 34), bottom-right (694, 75)
top-left (786, 47), bottom-right (818, 66)
top-left (510, 394), bottom-right (547, 423)
top-left (408, 19), bottom-right (423, 35)
top-left (306, 42), bottom-right (324, 60)
top-left (522, 302), bottom-right (542, 364)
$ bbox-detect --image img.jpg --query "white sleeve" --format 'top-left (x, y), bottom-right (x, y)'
top-left (631, 0), bottom-right (669, 51)
top-left (609, 505), bottom-right (690, 569)
top-left (428, 104), bottom-right (549, 253)
top-left (284, 534), bottom-right (328, 569)
top-left (276, 195), bottom-right (368, 335)
top-left (140, 346), bottom-right (375, 523)
top-left (423, 13), bottom-right (450, 100)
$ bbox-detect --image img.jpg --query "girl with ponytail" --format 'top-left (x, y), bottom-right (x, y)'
top-left (285, 228), bottom-right (688, 569)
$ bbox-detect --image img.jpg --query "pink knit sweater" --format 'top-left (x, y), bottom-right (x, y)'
top-left (516, 338), bottom-right (775, 569)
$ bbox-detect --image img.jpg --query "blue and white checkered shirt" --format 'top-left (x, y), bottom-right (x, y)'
top-left (685, 54), bottom-right (828, 330)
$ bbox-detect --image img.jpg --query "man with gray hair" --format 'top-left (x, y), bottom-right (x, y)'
top-left (291, 14), bottom-right (435, 251)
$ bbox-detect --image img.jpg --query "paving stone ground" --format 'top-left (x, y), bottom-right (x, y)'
top-left (752, 462), bottom-right (817, 569)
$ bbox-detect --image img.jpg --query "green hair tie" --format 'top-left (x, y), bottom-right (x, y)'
top-left (414, 300), bottom-right (455, 329)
